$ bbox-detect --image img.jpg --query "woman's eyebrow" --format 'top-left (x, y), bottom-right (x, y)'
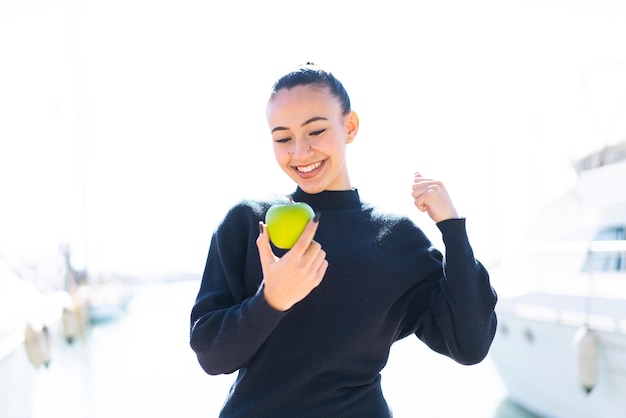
top-left (271, 116), bottom-right (328, 133)
top-left (301, 116), bottom-right (328, 126)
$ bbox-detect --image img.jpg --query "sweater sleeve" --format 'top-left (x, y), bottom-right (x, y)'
top-left (189, 204), bottom-right (286, 375)
top-left (415, 218), bottom-right (497, 365)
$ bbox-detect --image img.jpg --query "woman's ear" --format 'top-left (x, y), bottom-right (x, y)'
top-left (345, 111), bottom-right (359, 144)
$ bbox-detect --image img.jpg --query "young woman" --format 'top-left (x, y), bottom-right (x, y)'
top-left (190, 64), bottom-right (498, 417)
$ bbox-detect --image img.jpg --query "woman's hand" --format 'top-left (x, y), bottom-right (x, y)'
top-left (256, 216), bottom-right (328, 311)
top-left (412, 172), bottom-right (459, 223)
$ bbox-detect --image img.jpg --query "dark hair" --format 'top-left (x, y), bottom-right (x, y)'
top-left (269, 63), bottom-right (351, 115)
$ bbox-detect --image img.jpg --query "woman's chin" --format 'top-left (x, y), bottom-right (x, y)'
top-left (294, 180), bottom-right (326, 195)
top-left (298, 185), bottom-right (323, 194)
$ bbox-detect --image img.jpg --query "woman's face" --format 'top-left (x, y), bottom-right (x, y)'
top-left (266, 85), bottom-right (358, 194)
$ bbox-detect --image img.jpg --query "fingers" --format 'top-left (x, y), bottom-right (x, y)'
top-left (412, 174), bottom-right (439, 212)
top-left (289, 212), bottom-right (322, 255)
top-left (411, 172), bottom-right (459, 221)
top-left (299, 214), bottom-right (328, 283)
top-left (412, 172), bottom-right (428, 211)
top-left (413, 190), bottom-right (433, 212)
top-left (311, 243), bottom-right (329, 280)
top-left (256, 221), bottom-right (275, 266)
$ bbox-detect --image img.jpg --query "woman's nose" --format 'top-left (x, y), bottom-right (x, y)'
top-left (291, 138), bottom-right (313, 160)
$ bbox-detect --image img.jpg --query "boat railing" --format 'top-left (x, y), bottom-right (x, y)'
top-left (514, 239), bottom-right (626, 273)
top-left (586, 239), bottom-right (626, 253)
top-left (524, 239), bottom-right (626, 254)
top-left (491, 238), bottom-right (626, 299)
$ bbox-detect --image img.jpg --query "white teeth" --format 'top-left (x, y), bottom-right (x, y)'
top-left (297, 161), bottom-right (322, 173)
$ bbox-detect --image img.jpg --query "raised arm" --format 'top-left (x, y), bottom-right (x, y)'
top-left (409, 173), bottom-right (497, 363)
top-left (419, 218), bottom-right (497, 364)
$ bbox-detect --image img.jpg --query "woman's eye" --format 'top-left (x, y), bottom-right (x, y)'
top-left (310, 129), bottom-right (325, 136)
top-left (274, 137), bottom-right (291, 144)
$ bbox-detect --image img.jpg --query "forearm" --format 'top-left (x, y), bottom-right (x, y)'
top-left (437, 218), bottom-right (497, 311)
top-left (190, 287), bottom-right (285, 375)
top-left (432, 218), bottom-right (498, 363)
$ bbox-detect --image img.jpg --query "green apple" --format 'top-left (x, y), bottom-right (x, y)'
top-left (265, 201), bottom-right (315, 249)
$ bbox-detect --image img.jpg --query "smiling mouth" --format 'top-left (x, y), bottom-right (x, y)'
top-left (295, 160), bottom-right (324, 173)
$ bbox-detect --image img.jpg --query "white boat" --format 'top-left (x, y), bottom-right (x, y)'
top-left (489, 142), bottom-right (626, 418)
top-left (58, 245), bottom-right (133, 327)
top-left (0, 256), bottom-right (65, 418)
top-left (77, 281), bottom-right (132, 324)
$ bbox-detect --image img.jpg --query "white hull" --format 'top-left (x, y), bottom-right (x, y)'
top-left (0, 341), bottom-right (40, 418)
top-left (490, 142), bottom-right (626, 417)
top-left (490, 292), bottom-right (626, 418)
top-left (0, 257), bottom-right (62, 418)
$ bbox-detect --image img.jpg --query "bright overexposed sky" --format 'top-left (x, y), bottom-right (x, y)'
top-left (1, 0), bottom-right (625, 279)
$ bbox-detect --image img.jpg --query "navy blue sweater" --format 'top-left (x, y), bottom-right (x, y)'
top-left (190, 188), bottom-right (497, 417)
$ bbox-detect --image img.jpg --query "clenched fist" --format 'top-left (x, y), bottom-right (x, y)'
top-left (411, 172), bottom-right (459, 223)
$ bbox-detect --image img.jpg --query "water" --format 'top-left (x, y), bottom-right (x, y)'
top-left (22, 280), bottom-right (536, 418)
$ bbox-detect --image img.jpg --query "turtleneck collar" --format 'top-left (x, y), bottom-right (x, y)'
top-left (291, 187), bottom-right (361, 211)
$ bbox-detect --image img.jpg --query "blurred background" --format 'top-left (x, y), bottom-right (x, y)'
top-left (1, 0), bottom-right (625, 417)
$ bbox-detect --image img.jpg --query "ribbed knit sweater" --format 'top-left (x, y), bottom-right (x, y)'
top-left (190, 187), bottom-right (497, 418)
